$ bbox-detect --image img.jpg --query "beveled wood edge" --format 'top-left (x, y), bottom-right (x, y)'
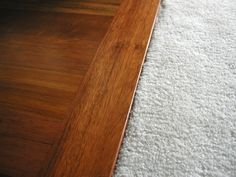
top-left (110, 4), bottom-right (161, 176)
top-left (0, 1), bottom-right (118, 16)
top-left (44, 0), bottom-right (161, 176)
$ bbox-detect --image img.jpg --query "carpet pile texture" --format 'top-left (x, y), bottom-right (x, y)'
top-left (114, 0), bottom-right (236, 176)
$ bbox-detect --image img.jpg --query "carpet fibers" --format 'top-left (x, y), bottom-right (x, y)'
top-left (114, 0), bottom-right (236, 176)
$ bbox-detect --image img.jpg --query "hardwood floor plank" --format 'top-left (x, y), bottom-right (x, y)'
top-left (0, 136), bottom-right (51, 177)
top-left (45, 0), bottom-right (160, 176)
top-left (0, 0), bottom-right (159, 175)
top-left (0, 8), bottom-right (113, 176)
top-left (0, 38), bottom-right (98, 75)
top-left (0, 64), bottom-right (83, 94)
top-left (70, 0), bottom-right (121, 5)
top-left (0, 9), bottom-right (112, 41)
top-left (0, 80), bottom-right (72, 117)
top-left (0, 106), bottom-right (64, 144)
top-left (0, 0), bottom-right (119, 16)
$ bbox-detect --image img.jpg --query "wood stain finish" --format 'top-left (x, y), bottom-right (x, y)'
top-left (0, 0), bottom-right (160, 176)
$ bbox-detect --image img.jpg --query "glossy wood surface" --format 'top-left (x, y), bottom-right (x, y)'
top-left (0, 0), bottom-right (160, 176)
top-left (0, 0), bottom-right (119, 16)
top-left (0, 7), bottom-right (113, 177)
top-left (45, 0), bottom-right (160, 176)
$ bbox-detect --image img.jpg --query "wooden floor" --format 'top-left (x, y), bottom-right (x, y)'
top-left (0, 0), bottom-right (160, 176)
top-left (0, 4), bottom-right (113, 177)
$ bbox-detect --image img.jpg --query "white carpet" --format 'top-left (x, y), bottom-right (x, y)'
top-left (114, 0), bottom-right (236, 176)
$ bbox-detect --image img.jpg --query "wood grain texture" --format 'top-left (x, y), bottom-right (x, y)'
top-left (0, 0), bottom-right (160, 176)
top-left (45, 0), bottom-right (160, 176)
top-left (0, 9), bottom-right (112, 177)
top-left (0, 136), bottom-right (51, 177)
top-left (0, 0), bottom-right (119, 16)
top-left (69, 0), bottom-right (121, 4)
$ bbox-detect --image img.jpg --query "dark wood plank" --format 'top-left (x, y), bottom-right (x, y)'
top-left (0, 136), bottom-right (51, 177)
top-left (70, 0), bottom-right (121, 4)
top-left (0, 64), bottom-right (83, 98)
top-left (0, 83), bottom-right (71, 119)
top-left (45, 0), bottom-right (160, 176)
top-left (0, 8), bottom-right (113, 176)
top-left (0, 0), bottom-right (119, 16)
top-left (0, 105), bottom-right (65, 144)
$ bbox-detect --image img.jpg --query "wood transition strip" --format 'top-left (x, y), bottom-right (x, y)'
top-left (43, 0), bottom-right (160, 176)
